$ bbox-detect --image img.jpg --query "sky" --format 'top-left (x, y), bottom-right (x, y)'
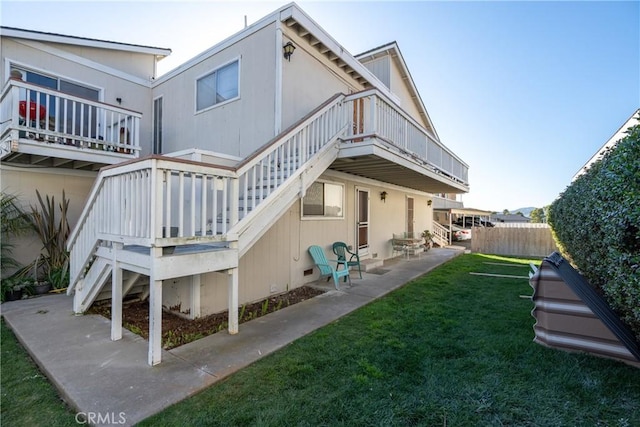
top-left (2, 0), bottom-right (638, 212)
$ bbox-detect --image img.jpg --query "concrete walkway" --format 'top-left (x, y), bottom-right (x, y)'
top-left (1, 248), bottom-right (462, 426)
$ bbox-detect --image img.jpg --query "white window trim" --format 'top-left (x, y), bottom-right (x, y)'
top-left (301, 180), bottom-right (345, 220)
top-left (152, 95), bottom-right (163, 155)
top-left (194, 56), bottom-right (241, 115)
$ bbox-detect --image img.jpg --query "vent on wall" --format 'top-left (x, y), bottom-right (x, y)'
top-left (304, 269), bottom-right (313, 276)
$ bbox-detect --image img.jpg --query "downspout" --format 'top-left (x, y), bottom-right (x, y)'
top-left (274, 20), bottom-right (283, 136)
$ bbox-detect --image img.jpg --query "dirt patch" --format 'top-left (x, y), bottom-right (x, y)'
top-left (89, 286), bottom-right (326, 350)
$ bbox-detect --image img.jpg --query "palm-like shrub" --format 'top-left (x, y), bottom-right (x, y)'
top-left (0, 192), bottom-right (31, 276)
top-left (29, 190), bottom-right (70, 289)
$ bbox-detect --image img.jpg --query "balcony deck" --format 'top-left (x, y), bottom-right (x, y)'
top-left (0, 79), bottom-right (141, 170)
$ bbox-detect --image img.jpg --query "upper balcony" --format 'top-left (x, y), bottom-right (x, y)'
top-left (336, 89), bottom-right (469, 194)
top-left (0, 79), bottom-right (141, 171)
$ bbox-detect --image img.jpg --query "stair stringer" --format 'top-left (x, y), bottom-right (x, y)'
top-left (232, 131), bottom-right (344, 258)
top-left (73, 256), bottom-right (112, 314)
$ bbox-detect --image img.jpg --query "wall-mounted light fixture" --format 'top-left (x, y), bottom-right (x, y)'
top-left (116, 97), bottom-right (122, 105)
top-left (283, 41), bottom-right (296, 61)
top-left (427, 199), bottom-right (433, 206)
top-left (380, 191), bottom-right (388, 203)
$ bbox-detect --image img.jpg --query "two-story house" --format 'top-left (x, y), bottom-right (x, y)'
top-left (0, 3), bottom-right (469, 365)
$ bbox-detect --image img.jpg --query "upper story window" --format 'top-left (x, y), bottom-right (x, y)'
top-left (153, 96), bottom-right (163, 154)
top-left (11, 66), bottom-right (100, 101)
top-left (196, 59), bottom-right (239, 112)
top-left (302, 181), bottom-right (344, 219)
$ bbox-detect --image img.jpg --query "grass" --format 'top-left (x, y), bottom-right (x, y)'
top-left (2, 254), bottom-right (639, 426)
top-left (0, 319), bottom-right (77, 426)
top-left (138, 254), bottom-right (640, 426)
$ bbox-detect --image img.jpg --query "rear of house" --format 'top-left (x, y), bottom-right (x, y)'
top-left (0, 3), bottom-right (470, 365)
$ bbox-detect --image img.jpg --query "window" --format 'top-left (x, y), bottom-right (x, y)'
top-left (196, 60), bottom-right (239, 112)
top-left (153, 97), bottom-right (163, 154)
top-left (12, 66), bottom-right (100, 137)
top-left (302, 181), bottom-right (343, 218)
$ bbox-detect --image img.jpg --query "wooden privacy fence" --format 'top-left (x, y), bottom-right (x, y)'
top-left (471, 224), bottom-right (559, 257)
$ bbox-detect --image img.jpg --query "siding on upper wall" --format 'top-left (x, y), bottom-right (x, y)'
top-left (2, 38), bottom-right (158, 81)
top-left (359, 52), bottom-right (430, 132)
top-left (280, 29), bottom-right (365, 131)
top-left (151, 24), bottom-right (277, 158)
top-left (1, 38), bottom-right (155, 155)
top-left (387, 55), bottom-right (425, 128)
top-left (362, 56), bottom-right (390, 90)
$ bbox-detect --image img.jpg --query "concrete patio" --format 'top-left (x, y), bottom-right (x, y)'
top-left (1, 248), bottom-right (463, 426)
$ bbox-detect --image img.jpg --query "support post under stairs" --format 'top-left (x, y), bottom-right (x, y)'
top-left (111, 243), bottom-right (123, 341)
top-left (190, 275), bottom-right (201, 320)
top-left (228, 267), bottom-right (239, 334)
top-left (148, 247), bottom-right (163, 366)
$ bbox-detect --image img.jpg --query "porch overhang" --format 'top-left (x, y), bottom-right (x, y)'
top-left (1, 137), bottom-right (134, 171)
top-left (333, 139), bottom-right (469, 194)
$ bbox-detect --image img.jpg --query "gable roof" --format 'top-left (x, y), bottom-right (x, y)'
top-left (155, 2), bottom-right (394, 101)
top-left (355, 42), bottom-right (440, 140)
top-left (0, 26), bottom-right (171, 58)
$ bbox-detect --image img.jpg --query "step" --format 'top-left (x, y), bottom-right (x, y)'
top-left (360, 258), bottom-right (384, 272)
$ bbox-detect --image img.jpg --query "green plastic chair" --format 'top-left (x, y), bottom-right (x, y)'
top-left (308, 245), bottom-right (351, 290)
top-left (332, 242), bottom-right (362, 279)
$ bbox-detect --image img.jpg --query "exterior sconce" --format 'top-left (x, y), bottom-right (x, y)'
top-left (116, 97), bottom-right (122, 105)
top-left (283, 42), bottom-right (296, 61)
top-left (380, 191), bottom-right (388, 203)
top-left (427, 199), bottom-right (432, 206)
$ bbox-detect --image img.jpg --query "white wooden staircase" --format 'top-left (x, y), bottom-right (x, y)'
top-left (67, 93), bottom-right (348, 365)
top-left (67, 87), bottom-right (470, 366)
top-left (431, 222), bottom-right (451, 247)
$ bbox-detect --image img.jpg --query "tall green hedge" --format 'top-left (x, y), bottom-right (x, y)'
top-left (548, 118), bottom-right (640, 341)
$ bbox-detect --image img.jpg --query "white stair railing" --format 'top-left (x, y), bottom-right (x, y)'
top-left (231, 94), bottom-right (348, 255)
top-left (67, 93), bottom-right (349, 295)
top-left (432, 222), bottom-right (451, 247)
top-left (67, 158), bottom-right (238, 293)
top-left (234, 93), bottom-right (346, 219)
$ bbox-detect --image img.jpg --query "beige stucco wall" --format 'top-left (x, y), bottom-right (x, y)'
top-left (1, 38), bottom-right (155, 156)
top-left (0, 165), bottom-right (96, 273)
top-left (152, 24), bottom-right (277, 158)
top-left (164, 172), bottom-right (434, 316)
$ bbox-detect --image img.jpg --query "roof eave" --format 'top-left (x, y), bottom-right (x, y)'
top-left (0, 26), bottom-right (171, 58)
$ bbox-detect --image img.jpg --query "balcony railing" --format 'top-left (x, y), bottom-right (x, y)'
top-left (344, 89), bottom-right (469, 186)
top-left (0, 79), bottom-right (141, 159)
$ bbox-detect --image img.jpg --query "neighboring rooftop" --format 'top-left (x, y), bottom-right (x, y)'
top-left (0, 26), bottom-right (172, 58)
top-left (491, 213), bottom-right (531, 223)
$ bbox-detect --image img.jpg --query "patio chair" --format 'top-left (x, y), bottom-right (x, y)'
top-left (308, 245), bottom-right (351, 290)
top-left (332, 242), bottom-right (362, 279)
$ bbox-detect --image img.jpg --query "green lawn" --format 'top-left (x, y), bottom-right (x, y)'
top-left (1, 319), bottom-right (77, 426)
top-left (3, 254), bottom-right (640, 426)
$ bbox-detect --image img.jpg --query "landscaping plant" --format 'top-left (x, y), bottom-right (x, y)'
top-left (0, 192), bottom-right (31, 275)
top-left (549, 118), bottom-right (640, 340)
top-left (29, 190), bottom-right (71, 289)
